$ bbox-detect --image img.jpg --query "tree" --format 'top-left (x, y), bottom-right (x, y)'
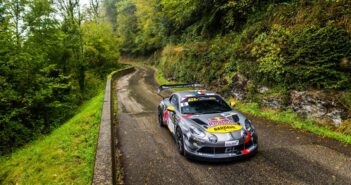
top-left (116, 0), bottom-right (138, 54)
top-left (0, 0), bottom-right (121, 155)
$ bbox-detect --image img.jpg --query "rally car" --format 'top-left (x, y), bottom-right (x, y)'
top-left (157, 84), bottom-right (258, 161)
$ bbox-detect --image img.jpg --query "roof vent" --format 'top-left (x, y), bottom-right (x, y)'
top-left (232, 114), bottom-right (240, 122)
top-left (192, 118), bottom-right (207, 125)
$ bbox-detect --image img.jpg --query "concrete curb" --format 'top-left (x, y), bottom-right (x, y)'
top-left (93, 67), bottom-right (135, 185)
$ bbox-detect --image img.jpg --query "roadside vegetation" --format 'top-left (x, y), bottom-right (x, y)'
top-left (0, 0), bottom-right (121, 155)
top-left (0, 0), bottom-right (124, 183)
top-left (0, 92), bottom-right (103, 184)
top-left (236, 103), bottom-right (351, 144)
top-left (113, 0), bottom-right (351, 137)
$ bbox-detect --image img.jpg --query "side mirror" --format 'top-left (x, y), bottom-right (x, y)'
top-left (229, 99), bottom-right (236, 107)
top-left (167, 105), bottom-right (176, 112)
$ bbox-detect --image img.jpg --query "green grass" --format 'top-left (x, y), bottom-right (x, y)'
top-left (0, 92), bottom-right (104, 184)
top-left (155, 66), bottom-right (172, 85)
top-left (153, 65), bottom-right (351, 144)
top-left (236, 102), bottom-right (351, 144)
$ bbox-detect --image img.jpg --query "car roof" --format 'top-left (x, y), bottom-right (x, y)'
top-left (173, 90), bottom-right (218, 98)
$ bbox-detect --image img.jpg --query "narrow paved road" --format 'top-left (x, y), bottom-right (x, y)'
top-left (116, 67), bottom-right (351, 185)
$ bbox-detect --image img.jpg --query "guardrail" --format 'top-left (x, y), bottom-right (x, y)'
top-left (93, 67), bottom-right (135, 185)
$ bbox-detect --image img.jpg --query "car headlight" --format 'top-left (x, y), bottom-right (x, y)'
top-left (189, 126), bottom-right (206, 139)
top-left (208, 134), bottom-right (218, 143)
top-left (245, 119), bottom-right (255, 132)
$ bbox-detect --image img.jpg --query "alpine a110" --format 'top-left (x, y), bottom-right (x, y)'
top-left (157, 84), bottom-right (258, 161)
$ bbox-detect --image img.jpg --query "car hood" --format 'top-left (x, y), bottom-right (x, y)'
top-left (186, 111), bottom-right (246, 135)
top-left (187, 111), bottom-right (244, 126)
top-left (182, 111), bottom-right (248, 141)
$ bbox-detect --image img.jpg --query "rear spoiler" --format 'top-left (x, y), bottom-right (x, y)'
top-left (157, 83), bottom-right (204, 95)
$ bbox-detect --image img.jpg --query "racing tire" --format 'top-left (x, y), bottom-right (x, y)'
top-left (176, 127), bottom-right (185, 156)
top-left (158, 106), bottom-right (164, 127)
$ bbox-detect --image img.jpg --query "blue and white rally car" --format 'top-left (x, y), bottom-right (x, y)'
top-left (157, 84), bottom-right (258, 161)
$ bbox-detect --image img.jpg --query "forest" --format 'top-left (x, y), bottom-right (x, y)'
top-left (0, 0), bottom-right (120, 155)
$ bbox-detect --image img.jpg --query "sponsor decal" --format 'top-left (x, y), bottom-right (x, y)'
top-left (206, 124), bottom-right (242, 133)
top-left (225, 140), bottom-right (239, 147)
top-left (225, 147), bottom-right (238, 153)
top-left (167, 111), bottom-right (175, 133)
top-left (208, 116), bottom-right (234, 126)
top-left (187, 97), bottom-right (200, 102)
top-left (182, 96), bottom-right (219, 103)
top-left (163, 110), bottom-right (168, 122)
top-left (182, 114), bottom-right (192, 118)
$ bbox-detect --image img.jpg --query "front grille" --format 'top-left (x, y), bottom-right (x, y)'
top-left (197, 147), bottom-right (215, 154)
top-left (197, 141), bottom-right (254, 154)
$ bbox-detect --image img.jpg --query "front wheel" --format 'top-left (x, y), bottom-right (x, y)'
top-left (158, 106), bottom-right (164, 127)
top-left (176, 128), bottom-right (185, 155)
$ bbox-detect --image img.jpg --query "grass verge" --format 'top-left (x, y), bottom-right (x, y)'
top-left (0, 92), bottom-right (104, 184)
top-left (153, 66), bottom-right (351, 145)
top-left (236, 102), bottom-right (351, 144)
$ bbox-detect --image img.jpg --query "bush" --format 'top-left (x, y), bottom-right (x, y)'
top-left (250, 24), bottom-right (351, 90)
top-left (286, 25), bottom-right (351, 89)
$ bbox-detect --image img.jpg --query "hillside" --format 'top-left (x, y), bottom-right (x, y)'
top-left (115, 0), bottom-right (351, 134)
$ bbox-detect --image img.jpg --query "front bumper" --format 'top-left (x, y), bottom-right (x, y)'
top-left (183, 135), bottom-right (258, 162)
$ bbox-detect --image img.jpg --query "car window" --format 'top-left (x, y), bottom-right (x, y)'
top-left (170, 95), bottom-right (179, 110)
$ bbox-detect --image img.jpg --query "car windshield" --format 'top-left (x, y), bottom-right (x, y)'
top-left (180, 96), bottom-right (232, 114)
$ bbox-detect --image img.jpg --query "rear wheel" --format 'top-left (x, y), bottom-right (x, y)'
top-left (176, 128), bottom-right (185, 155)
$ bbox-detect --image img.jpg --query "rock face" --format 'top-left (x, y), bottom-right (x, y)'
top-left (257, 86), bottom-right (269, 93)
top-left (229, 74), bottom-right (349, 127)
top-left (257, 85), bottom-right (284, 109)
top-left (290, 91), bottom-right (347, 127)
top-left (230, 74), bottom-right (249, 100)
top-left (262, 98), bottom-right (282, 109)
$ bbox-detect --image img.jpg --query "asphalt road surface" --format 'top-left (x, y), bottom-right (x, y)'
top-left (116, 67), bottom-right (351, 185)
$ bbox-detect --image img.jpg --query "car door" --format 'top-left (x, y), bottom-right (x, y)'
top-left (167, 94), bottom-right (180, 134)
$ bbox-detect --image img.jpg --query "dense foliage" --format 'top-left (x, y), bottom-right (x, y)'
top-left (114, 0), bottom-right (351, 128)
top-left (0, 0), bottom-right (120, 155)
top-left (115, 0), bottom-right (351, 91)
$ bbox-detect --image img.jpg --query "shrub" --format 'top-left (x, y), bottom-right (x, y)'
top-left (251, 24), bottom-right (351, 90)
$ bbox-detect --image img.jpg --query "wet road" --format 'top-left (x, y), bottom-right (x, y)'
top-left (115, 67), bottom-right (351, 185)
